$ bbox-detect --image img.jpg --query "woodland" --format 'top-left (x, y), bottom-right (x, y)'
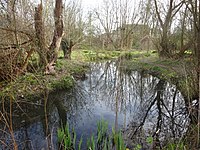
top-left (0, 0), bottom-right (200, 149)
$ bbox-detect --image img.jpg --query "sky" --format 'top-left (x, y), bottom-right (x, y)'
top-left (81, 0), bottom-right (103, 10)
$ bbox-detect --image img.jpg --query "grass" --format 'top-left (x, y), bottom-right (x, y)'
top-left (120, 50), bottom-right (186, 81)
top-left (0, 53), bottom-right (89, 100)
top-left (163, 142), bottom-right (186, 150)
top-left (58, 119), bottom-right (128, 150)
top-left (1, 48), bottom-right (196, 102)
top-left (119, 49), bottom-right (197, 102)
top-left (0, 73), bottom-right (47, 99)
top-left (58, 123), bottom-right (78, 150)
top-left (1, 48), bottom-right (125, 100)
top-left (71, 49), bottom-right (121, 62)
top-left (50, 75), bottom-right (74, 90)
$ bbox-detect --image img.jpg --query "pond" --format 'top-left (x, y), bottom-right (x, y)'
top-left (0, 61), bottom-right (189, 149)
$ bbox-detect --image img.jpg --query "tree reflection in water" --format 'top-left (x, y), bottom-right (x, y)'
top-left (78, 60), bottom-right (188, 149)
top-left (0, 61), bottom-right (189, 149)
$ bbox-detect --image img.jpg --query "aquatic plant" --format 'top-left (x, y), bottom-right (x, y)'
top-left (57, 123), bottom-right (82, 150)
top-left (57, 119), bottom-right (127, 150)
top-left (163, 141), bottom-right (186, 150)
top-left (111, 127), bottom-right (126, 150)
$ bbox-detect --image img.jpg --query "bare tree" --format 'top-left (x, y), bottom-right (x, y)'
top-left (183, 0), bottom-right (200, 148)
top-left (0, 0), bottom-right (35, 80)
top-left (95, 0), bottom-right (143, 50)
top-left (63, 0), bottom-right (84, 46)
top-left (153, 0), bottom-right (183, 57)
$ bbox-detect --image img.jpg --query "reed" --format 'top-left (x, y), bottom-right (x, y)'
top-left (57, 123), bottom-right (80, 150)
top-left (58, 119), bottom-right (127, 150)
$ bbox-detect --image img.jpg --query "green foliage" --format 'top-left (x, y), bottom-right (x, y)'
top-left (87, 135), bottom-right (96, 150)
top-left (87, 120), bottom-right (127, 150)
top-left (163, 142), bottom-right (185, 150)
top-left (57, 123), bottom-right (81, 150)
top-left (144, 53), bottom-right (151, 57)
top-left (72, 49), bottom-right (122, 62)
top-left (57, 119), bottom-right (128, 150)
top-left (184, 50), bottom-right (192, 55)
top-left (55, 59), bottom-right (89, 79)
top-left (111, 127), bottom-right (126, 150)
top-left (97, 119), bottom-right (108, 148)
top-left (119, 52), bottom-right (134, 60)
top-left (118, 50), bottom-right (158, 62)
top-left (152, 66), bottom-right (163, 72)
top-left (0, 72), bottom-right (47, 100)
top-left (134, 144), bottom-right (142, 150)
top-left (50, 76), bottom-right (74, 90)
top-left (146, 136), bottom-right (153, 144)
top-left (78, 137), bottom-right (83, 150)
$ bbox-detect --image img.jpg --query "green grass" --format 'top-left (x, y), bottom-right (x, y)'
top-left (119, 49), bottom-right (197, 100)
top-left (50, 76), bottom-right (74, 90)
top-left (71, 49), bottom-right (121, 62)
top-left (119, 51), bottom-right (180, 80)
top-left (58, 119), bottom-right (128, 150)
top-left (58, 123), bottom-right (79, 150)
top-left (0, 56), bottom-right (88, 100)
top-left (163, 141), bottom-right (186, 150)
top-left (0, 72), bottom-right (47, 99)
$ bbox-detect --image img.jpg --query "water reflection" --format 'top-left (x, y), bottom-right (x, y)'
top-left (0, 61), bottom-right (188, 149)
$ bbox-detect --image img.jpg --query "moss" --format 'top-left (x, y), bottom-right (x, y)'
top-left (50, 76), bottom-right (74, 90)
top-left (0, 56), bottom-right (89, 101)
top-left (0, 72), bottom-right (47, 100)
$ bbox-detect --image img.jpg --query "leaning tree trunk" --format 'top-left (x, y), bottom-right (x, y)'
top-left (48, 0), bottom-right (64, 64)
top-left (46, 0), bottom-right (64, 74)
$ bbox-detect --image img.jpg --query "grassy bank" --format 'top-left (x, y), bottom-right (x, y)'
top-left (119, 50), bottom-right (196, 99)
top-left (71, 49), bottom-right (122, 61)
top-left (73, 48), bottom-right (196, 99)
top-left (0, 49), bottom-right (122, 100)
top-left (0, 58), bottom-right (89, 100)
top-left (0, 49), bottom-right (195, 101)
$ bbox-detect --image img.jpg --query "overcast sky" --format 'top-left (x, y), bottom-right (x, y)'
top-left (81, 0), bottom-right (102, 10)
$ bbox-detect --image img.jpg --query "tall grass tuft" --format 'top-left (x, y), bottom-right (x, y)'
top-left (57, 119), bottom-right (127, 150)
top-left (57, 123), bottom-right (82, 150)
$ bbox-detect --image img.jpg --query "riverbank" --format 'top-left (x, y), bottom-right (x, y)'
top-left (0, 49), bottom-right (197, 149)
top-left (0, 58), bottom-right (89, 101)
top-left (0, 49), bottom-right (123, 101)
top-left (117, 50), bottom-right (197, 149)
top-left (0, 49), bottom-right (195, 101)
top-left (119, 50), bottom-right (197, 100)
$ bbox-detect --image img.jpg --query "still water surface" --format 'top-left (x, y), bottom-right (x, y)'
top-left (0, 61), bottom-right (188, 149)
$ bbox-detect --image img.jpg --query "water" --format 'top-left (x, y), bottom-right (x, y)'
top-left (0, 61), bottom-right (188, 149)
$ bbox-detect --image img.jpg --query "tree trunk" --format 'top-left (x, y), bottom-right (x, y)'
top-left (34, 3), bottom-right (48, 68)
top-left (34, 0), bottom-right (63, 74)
top-left (154, 0), bottom-right (183, 58)
top-left (48, 0), bottom-right (64, 63)
top-left (46, 0), bottom-right (64, 74)
top-left (160, 32), bottom-right (170, 57)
